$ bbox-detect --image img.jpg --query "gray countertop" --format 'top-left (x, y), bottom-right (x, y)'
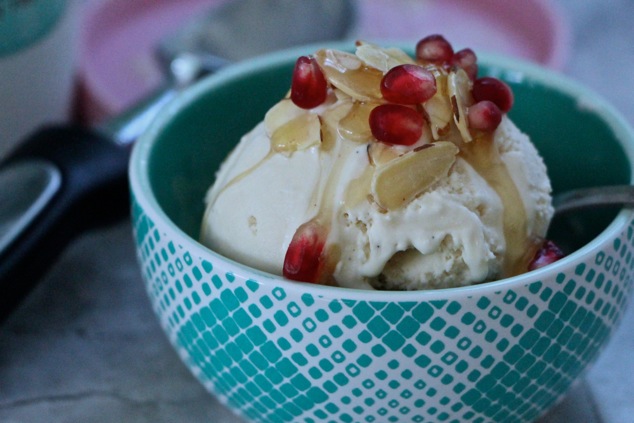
top-left (1, 1), bottom-right (633, 422)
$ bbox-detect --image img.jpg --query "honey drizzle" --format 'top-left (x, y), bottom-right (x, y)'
top-left (305, 116), bottom-right (359, 284)
top-left (209, 149), bottom-right (276, 208)
top-left (459, 134), bottom-right (531, 277)
top-left (212, 110), bottom-right (322, 206)
top-left (344, 165), bottom-right (374, 209)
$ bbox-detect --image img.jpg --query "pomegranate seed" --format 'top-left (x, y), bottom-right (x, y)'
top-left (283, 220), bottom-right (328, 283)
top-left (472, 77), bottom-right (514, 113)
top-left (369, 104), bottom-right (424, 146)
top-left (416, 34), bottom-right (454, 64)
top-left (528, 240), bottom-right (565, 271)
top-left (291, 56), bottom-right (328, 109)
top-left (380, 64), bottom-right (437, 104)
top-left (452, 48), bottom-right (478, 80)
top-left (467, 101), bottom-right (502, 131)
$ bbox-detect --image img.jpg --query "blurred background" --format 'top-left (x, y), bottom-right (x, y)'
top-left (0, 0), bottom-right (632, 422)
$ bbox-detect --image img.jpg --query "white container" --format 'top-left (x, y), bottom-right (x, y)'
top-left (0, 0), bottom-right (79, 159)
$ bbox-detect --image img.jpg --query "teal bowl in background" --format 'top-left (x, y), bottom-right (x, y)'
top-left (129, 43), bottom-right (634, 423)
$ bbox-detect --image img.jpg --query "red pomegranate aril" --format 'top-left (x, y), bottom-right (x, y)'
top-left (452, 48), bottom-right (478, 80)
top-left (467, 101), bottom-right (502, 131)
top-left (472, 77), bottom-right (514, 113)
top-left (283, 220), bottom-right (328, 283)
top-left (528, 240), bottom-right (565, 271)
top-left (369, 104), bottom-right (424, 146)
top-left (381, 64), bottom-right (437, 104)
top-left (291, 56), bottom-right (328, 109)
top-left (416, 34), bottom-right (454, 64)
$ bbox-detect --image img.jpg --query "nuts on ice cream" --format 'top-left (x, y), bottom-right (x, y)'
top-left (200, 36), bottom-right (561, 290)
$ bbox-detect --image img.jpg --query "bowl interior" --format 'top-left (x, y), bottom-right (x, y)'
top-left (142, 48), bottom-right (633, 257)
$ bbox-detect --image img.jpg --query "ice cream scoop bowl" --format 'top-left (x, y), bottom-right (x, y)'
top-left (129, 43), bottom-right (634, 423)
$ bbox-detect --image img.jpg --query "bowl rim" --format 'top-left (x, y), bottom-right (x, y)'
top-left (130, 41), bottom-right (634, 301)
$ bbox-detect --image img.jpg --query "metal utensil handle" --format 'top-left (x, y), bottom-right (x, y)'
top-left (553, 185), bottom-right (634, 215)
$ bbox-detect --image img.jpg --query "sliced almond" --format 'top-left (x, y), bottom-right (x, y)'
top-left (319, 101), bottom-right (353, 151)
top-left (264, 99), bottom-right (307, 137)
top-left (355, 41), bottom-right (415, 72)
top-left (367, 141), bottom-right (402, 167)
top-left (333, 87), bottom-right (352, 103)
top-left (423, 70), bottom-right (453, 140)
top-left (314, 49), bottom-right (383, 102)
top-left (339, 101), bottom-right (380, 143)
top-left (448, 68), bottom-right (474, 142)
top-left (270, 112), bottom-right (321, 155)
top-left (372, 141), bottom-right (458, 210)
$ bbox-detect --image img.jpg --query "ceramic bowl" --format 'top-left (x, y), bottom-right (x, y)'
top-left (129, 43), bottom-right (634, 423)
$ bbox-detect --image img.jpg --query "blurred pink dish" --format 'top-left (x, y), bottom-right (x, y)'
top-left (356, 0), bottom-right (568, 69)
top-left (78, 0), bottom-right (230, 123)
top-left (78, 0), bottom-right (568, 123)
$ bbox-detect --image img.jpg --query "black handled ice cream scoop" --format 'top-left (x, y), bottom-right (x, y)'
top-left (0, 0), bottom-right (356, 323)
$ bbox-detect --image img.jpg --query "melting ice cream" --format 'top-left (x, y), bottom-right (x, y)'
top-left (201, 36), bottom-right (558, 290)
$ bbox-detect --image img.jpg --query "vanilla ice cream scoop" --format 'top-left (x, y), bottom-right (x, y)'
top-left (201, 38), bottom-right (555, 290)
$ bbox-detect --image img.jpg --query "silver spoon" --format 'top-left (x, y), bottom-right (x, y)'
top-left (552, 185), bottom-right (634, 216)
top-left (156, 0), bottom-right (356, 78)
top-left (109, 0), bottom-right (356, 146)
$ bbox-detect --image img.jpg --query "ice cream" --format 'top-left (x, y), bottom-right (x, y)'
top-left (200, 36), bottom-right (556, 290)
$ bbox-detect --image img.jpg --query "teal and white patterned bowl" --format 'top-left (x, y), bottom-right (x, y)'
top-left (129, 44), bottom-right (634, 423)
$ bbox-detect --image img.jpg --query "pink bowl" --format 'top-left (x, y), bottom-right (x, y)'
top-left (78, 0), bottom-right (569, 123)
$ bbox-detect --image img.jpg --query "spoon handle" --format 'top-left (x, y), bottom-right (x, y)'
top-left (553, 185), bottom-right (634, 215)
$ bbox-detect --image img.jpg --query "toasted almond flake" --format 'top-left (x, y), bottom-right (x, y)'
top-left (271, 112), bottom-right (321, 155)
top-left (423, 71), bottom-right (453, 140)
top-left (315, 49), bottom-right (383, 102)
top-left (372, 141), bottom-right (458, 210)
top-left (339, 101), bottom-right (380, 143)
top-left (319, 101), bottom-right (353, 151)
top-left (355, 41), bottom-right (415, 72)
top-left (367, 142), bottom-right (402, 167)
top-left (448, 68), bottom-right (474, 142)
top-left (333, 88), bottom-right (352, 102)
top-left (264, 99), bottom-right (307, 137)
